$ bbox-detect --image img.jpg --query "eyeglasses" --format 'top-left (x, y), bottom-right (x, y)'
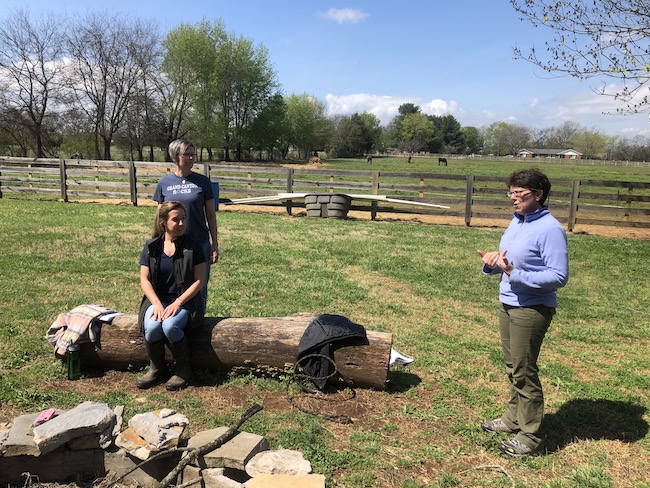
top-left (507, 189), bottom-right (532, 198)
top-left (180, 152), bottom-right (195, 159)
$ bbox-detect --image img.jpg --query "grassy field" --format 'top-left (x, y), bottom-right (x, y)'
top-left (305, 155), bottom-right (650, 182)
top-left (1, 160), bottom-right (650, 487)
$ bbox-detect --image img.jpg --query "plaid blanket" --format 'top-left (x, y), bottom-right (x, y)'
top-left (47, 304), bottom-right (120, 356)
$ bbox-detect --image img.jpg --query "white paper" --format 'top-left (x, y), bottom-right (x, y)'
top-left (390, 348), bottom-right (414, 366)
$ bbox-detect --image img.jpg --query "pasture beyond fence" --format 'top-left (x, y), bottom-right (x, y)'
top-left (1, 157), bottom-right (649, 231)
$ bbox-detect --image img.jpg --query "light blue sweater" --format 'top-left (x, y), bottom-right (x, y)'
top-left (484, 206), bottom-right (569, 307)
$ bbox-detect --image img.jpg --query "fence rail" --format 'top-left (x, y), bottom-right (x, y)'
top-left (2, 157), bottom-right (649, 231)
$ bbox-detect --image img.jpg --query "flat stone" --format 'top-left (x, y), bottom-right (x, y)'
top-left (33, 401), bottom-right (115, 455)
top-left (245, 449), bottom-right (312, 477)
top-left (187, 427), bottom-right (269, 470)
top-left (104, 446), bottom-right (181, 487)
top-left (2, 413), bottom-right (40, 456)
top-left (203, 467), bottom-right (245, 488)
top-left (115, 427), bottom-right (159, 461)
top-left (245, 473), bottom-right (325, 488)
top-left (0, 446), bottom-right (104, 485)
top-left (0, 422), bottom-right (10, 448)
top-left (99, 404), bottom-right (124, 449)
top-left (128, 409), bottom-right (189, 450)
top-left (67, 433), bottom-right (101, 450)
top-left (179, 464), bottom-right (203, 486)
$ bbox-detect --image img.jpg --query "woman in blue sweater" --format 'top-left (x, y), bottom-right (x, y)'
top-left (477, 168), bottom-right (569, 456)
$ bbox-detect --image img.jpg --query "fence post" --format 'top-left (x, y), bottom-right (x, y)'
top-left (567, 179), bottom-right (580, 232)
top-left (464, 175), bottom-right (474, 226)
top-left (371, 171), bottom-right (379, 220)
top-left (625, 184), bottom-right (633, 222)
top-left (129, 161), bottom-right (138, 206)
top-left (203, 163), bottom-right (210, 179)
top-left (285, 168), bottom-right (294, 215)
top-left (59, 159), bottom-right (68, 202)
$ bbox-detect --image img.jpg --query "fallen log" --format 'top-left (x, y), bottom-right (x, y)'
top-left (80, 313), bottom-right (392, 390)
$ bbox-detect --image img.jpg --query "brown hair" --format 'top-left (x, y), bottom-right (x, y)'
top-left (153, 201), bottom-right (186, 238)
top-left (507, 168), bottom-right (551, 205)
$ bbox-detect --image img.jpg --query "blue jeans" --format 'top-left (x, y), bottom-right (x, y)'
top-left (143, 304), bottom-right (189, 344)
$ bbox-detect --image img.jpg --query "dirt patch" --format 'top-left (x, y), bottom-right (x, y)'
top-left (23, 369), bottom-right (397, 432)
top-left (280, 161), bottom-right (324, 170)
top-left (218, 205), bottom-right (650, 240)
top-left (71, 196), bottom-right (650, 239)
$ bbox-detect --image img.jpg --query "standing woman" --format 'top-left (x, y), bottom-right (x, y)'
top-left (476, 168), bottom-right (569, 456)
top-left (137, 201), bottom-right (206, 391)
top-left (154, 139), bottom-right (218, 310)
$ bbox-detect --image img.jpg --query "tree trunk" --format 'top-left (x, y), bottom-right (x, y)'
top-left (80, 313), bottom-right (393, 390)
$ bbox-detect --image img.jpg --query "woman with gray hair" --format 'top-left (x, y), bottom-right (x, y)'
top-left (153, 139), bottom-right (219, 311)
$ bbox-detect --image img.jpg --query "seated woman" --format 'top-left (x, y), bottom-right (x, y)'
top-left (137, 200), bottom-right (206, 391)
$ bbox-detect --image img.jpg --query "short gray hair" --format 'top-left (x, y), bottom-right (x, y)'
top-left (168, 139), bottom-right (195, 164)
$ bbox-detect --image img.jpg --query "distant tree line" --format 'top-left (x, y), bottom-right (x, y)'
top-left (1, 9), bottom-right (649, 162)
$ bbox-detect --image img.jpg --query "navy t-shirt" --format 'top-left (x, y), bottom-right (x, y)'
top-left (139, 241), bottom-right (206, 305)
top-left (153, 172), bottom-right (214, 245)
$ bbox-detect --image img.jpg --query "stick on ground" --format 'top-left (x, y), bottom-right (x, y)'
top-left (158, 403), bottom-right (264, 488)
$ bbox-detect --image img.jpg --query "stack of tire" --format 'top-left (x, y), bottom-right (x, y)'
top-left (304, 193), bottom-right (352, 219)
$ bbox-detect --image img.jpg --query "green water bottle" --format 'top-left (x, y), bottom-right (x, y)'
top-left (67, 343), bottom-right (81, 380)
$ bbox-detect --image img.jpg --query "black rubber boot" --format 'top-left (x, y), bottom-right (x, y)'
top-left (137, 340), bottom-right (167, 389)
top-left (166, 338), bottom-right (192, 391)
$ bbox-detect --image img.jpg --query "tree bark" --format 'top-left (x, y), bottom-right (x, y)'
top-left (80, 312), bottom-right (392, 390)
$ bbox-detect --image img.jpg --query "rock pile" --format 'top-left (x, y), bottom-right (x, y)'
top-left (0, 401), bottom-right (325, 487)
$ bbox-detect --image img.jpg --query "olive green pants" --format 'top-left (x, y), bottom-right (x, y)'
top-left (498, 303), bottom-right (555, 449)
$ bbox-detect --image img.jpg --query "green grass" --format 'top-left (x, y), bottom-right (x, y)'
top-left (1, 170), bottom-right (650, 487)
top-left (323, 156), bottom-right (650, 181)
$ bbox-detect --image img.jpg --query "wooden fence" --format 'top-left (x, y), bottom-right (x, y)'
top-left (1, 157), bottom-right (649, 231)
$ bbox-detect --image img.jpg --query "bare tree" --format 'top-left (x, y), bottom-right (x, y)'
top-left (511, 0), bottom-right (650, 113)
top-left (546, 120), bottom-right (582, 148)
top-left (530, 126), bottom-right (554, 148)
top-left (65, 12), bottom-right (159, 160)
top-left (0, 8), bottom-right (67, 157)
top-left (115, 27), bottom-right (166, 161)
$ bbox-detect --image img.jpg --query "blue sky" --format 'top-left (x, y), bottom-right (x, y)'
top-left (6, 0), bottom-right (650, 137)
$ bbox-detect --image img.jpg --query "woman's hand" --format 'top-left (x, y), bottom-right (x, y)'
top-left (477, 249), bottom-right (513, 275)
top-left (162, 299), bottom-right (183, 319)
top-left (477, 249), bottom-right (500, 269)
top-left (210, 244), bottom-right (219, 264)
top-left (148, 302), bottom-right (166, 321)
top-left (497, 251), bottom-right (513, 275)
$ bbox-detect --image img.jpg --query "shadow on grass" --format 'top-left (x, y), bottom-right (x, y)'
top-left (544, 398), bottom-right (649, 453)
top-left (386, 370), bottom-right (421, 393)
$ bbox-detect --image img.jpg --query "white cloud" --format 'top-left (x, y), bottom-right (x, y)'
top-left (324, 88), bottom-right (650, 136)
top-left (320, 8), bottom-right (369, 24)
top-left (325, 93), bottom-right (464, 125)
top-left (421, 99), bottom-right (461, 117)
top-left (325, 93), bottom-right (415, 124)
